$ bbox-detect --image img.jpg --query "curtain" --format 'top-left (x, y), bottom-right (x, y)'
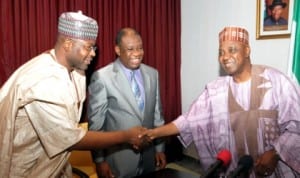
top-left (0, 0), bottom-right (181, 123)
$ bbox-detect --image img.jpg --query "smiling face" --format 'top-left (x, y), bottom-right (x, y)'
top-left (115, 29), bottom-right (144, 70)
top-left (66, 39), bottom-right (97, 71)
top-left (218, 40), bottom-right (252, 82)
top-left (271, 5), bottom-right (284, 21)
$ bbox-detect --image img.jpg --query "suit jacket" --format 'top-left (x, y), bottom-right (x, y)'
top-left (87, 59), bottom-right (165, 178)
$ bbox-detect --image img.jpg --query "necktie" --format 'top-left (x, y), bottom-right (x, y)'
top-left (130, 71), bottom-right (144, 111)
top-left (131, 71), bottom-right (144, 175)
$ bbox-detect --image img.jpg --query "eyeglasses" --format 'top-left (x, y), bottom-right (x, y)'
top-left (72, 39), bottom-right (97, 52)
top-left (84, 45), bottom-right (97, 52)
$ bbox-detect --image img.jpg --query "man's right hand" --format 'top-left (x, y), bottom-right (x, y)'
top-left (96, 161), bottom-right (115, 178)
top-left (125, 126), bottom-right (152, 150)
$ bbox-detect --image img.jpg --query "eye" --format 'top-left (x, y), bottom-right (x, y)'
top-left (90, 46), bottom-right (97, 51)
top-left (219, 50), bottom-right (224, 56)
top-left (228, 47), bottom-right (238, 54)
top-left (126, 48), bottom-right (134, 52)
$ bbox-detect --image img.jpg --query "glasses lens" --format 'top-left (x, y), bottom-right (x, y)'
top-left (91, 46), bottom-right (97, 51)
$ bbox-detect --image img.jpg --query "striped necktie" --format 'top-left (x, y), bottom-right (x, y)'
top-left (130, 71), bottom-right (144, 111)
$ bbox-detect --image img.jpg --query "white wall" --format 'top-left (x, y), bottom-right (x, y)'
top-left (181, 0), bottom-right (292, 158)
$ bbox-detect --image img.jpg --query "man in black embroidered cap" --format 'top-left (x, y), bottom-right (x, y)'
top-left (0, 11), bottom-right (146, 178)
top-left (264, 0), bottom-right (288, 26)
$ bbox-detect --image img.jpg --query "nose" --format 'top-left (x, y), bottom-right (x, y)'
top-left (220, 51), bottom-right (230, 61)
top-left (133, 48), bottom-right (143, 57)
top-left (90, 48), bottom-right (96, 57)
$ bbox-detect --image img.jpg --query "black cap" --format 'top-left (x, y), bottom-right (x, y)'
top-left (268, 0), bottom-right (287, 10)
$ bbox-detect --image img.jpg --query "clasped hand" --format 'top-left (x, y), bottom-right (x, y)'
top-left (126, 127), bottom-right (155, 151)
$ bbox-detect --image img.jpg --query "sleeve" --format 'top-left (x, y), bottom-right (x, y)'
top-left (173, 88), bottom-right (212, 148)
top-left (153, 72), bottom-right (165, 152)
top-left (173, 114), bottom-right (193, 148)
top-left (87, 72), bottom-right (107, 163)
top-left (272, 75), bottom-right (300, 172)
top-left (23, 78), bottom-right (86, 158)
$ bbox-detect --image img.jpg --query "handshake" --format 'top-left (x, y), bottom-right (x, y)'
top-left (125, 126), bottom-right (158, 151)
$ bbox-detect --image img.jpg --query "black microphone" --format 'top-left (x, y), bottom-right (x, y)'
top-left (228, 155), bottom-right (253, 178)
top-left (201, 149), bottom-right (232, 178)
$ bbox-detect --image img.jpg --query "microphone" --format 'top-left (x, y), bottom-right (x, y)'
top-left (201, 149), bottom-right (232, 178)
top-left (228, 155), bottom-right (253, 178)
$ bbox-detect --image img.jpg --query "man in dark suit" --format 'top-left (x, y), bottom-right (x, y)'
top-left (87, 27), bottom-right (166, 178)
top-left (264, 0), bottom-right (288, 26)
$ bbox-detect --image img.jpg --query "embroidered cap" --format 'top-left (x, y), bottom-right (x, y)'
top-left (219, 26), bottom-right (249, 45)
top-left (58, 11), bottom-right (98, 41)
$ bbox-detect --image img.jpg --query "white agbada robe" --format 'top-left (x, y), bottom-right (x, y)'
top-left (0, 49), bottom-right (86, 177)
top-left (174, 65), bottom-right (300, 177)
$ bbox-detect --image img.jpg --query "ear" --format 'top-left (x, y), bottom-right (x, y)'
top-left (63, 38), bottom-right (73, 52)
top-left (245, 45), bottom-right (251, 58)
top-left (115, 45), bottom-right (121, 56)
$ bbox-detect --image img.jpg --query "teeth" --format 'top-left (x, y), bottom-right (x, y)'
top-left (224, 59), bottom-right (234, 67)
top-left (224, 62), bottom-right (233, 67)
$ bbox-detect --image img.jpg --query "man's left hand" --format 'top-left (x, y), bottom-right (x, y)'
top-left (254, 149), bottom-right (280, 177)
top-left (155, 152), bottom-right (167, 169)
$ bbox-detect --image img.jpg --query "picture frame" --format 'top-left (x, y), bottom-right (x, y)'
top-left (256, 0), bottom-right (294, 39)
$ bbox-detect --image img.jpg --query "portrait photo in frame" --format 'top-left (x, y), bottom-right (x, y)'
top-left (256, 0), bottom-right (294, 39)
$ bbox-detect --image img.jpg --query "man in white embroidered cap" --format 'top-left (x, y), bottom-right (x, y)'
top-left (141, 26), bottom-right (300, 177)
top-left (0, 11), bottom-right (147, 178)
top-left (57, 10), bottom-right (99, 71)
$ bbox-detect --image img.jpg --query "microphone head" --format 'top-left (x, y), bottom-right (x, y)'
top-left (238, 155), bottom-right (253, 171)
top-left (216, 149), bottom-right (232, 167)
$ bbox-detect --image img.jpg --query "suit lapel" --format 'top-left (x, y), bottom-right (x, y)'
top-left (113, 60), bottom-right (144, 118)
top-left (140, 65), bottom-right (150, 117)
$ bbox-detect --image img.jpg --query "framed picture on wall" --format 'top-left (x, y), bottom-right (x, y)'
top-left (256, 0), bottom-right (294, 39)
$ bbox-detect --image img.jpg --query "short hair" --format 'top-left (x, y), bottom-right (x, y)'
top-left (115, 28), bottom-right (141, 46)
